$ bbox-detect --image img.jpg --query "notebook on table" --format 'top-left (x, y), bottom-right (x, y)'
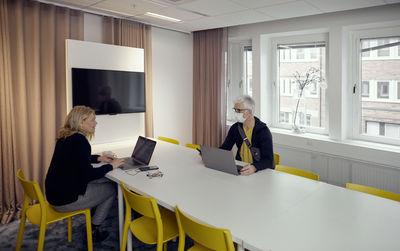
top-left (120, 136), bottom-right (157, 171)
top-left (200, 145), bottom-right (244, 175)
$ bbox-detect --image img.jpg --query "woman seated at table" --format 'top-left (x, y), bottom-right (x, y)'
top-left (45, 105), bottom-right (124, 242)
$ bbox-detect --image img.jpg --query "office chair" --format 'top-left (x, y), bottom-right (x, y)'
top-left (120, 183), bottom-right (178, 251)
top-left (185, 143), bottom-right (200, 150)
top-left (273, 153), bottom-right (280, 165)
top-left (275, 165), bottom-right (319, 181)
top-left (346, 183), bottom-right (400, 202)
top-left (158, 136), bottom-right (180, 145)
top-left (16, 169), bottom-right (93, 251)
top-left (174, 205), bottom-right (235, 251)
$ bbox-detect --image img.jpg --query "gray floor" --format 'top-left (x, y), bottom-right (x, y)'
top-left (0, 198), bottom-right (193, 250)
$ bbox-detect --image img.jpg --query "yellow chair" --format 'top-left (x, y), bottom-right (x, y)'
top-left (273, 153), bottom-right (280, 165)
top-left (174, 205), bottom-right (235, 251)
top-left (158, 136), bottom-right (179, 145)
top-left (16, 169), bottom-right (93, 251)
top-left (185, 143), bottom-right (200, 150)
top-left (275, 165), bottom-right (319, 181)
top-left (121, 183), bottom-right (178, 251)
top-left (346, 183), bottom-right (400, 202)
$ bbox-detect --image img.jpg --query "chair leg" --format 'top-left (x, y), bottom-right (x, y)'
top-left (15, 214), bottom-right (27, 251)
top-left (121, 218), bottom-right (131, 251)
top-left (37, 224), bottom-right (46, 251)
top-left (163, 242), bottom-right (168, 251)
top-left (85, 211), bottom-right (93, 251)
top-left (68, 217), bottom-right (72, 242)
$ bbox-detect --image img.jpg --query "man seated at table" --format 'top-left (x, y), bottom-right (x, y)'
top-left (220, 95), bottom-right (275, 175)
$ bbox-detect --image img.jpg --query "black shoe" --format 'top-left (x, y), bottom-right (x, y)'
top-left (92, 224), bottom-right (109, 243)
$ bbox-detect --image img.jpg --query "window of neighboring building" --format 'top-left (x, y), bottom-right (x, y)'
top-left (377, 38), bottom-right (390, 57)
top-left (296, 48), bottom-right (305, 60)
top-left (398, 82), bottom-right (400, 99)
top-left (361, 81), bottom-right (369, 97)
top-left (377, 81), bottom-right (389, 98)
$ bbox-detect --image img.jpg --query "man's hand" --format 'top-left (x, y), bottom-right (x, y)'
top-left (240, 164), bottom-right (256, 176)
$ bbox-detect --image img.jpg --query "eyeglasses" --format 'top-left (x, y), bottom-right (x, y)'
top-left (146, 170), bottom-right (163, 179)
top-left (232, 108), bottom-right (248, 113)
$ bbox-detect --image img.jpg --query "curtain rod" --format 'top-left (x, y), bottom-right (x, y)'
top-left (35, 0), bottom-right (191, 35)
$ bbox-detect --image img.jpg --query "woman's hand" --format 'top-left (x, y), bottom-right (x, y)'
top-left (98, 153), bottom-right (116, 163)
top-left (110, 158), bottom-right (125, 169)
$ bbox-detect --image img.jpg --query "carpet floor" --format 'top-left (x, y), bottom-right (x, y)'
top-left (0, 198), bottom-right (193, 250)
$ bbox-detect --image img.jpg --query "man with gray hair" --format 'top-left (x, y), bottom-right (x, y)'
top-left (220, 95), bottom-right (275, 175)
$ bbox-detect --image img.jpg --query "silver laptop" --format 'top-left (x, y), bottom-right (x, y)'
top-left (120, 136), bottom-right (157, 171)
top-left (200, 145), bottom-right (244, 175)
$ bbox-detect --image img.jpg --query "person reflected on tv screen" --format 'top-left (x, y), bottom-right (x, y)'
top-left (98, 85), bottom-right (122, 114)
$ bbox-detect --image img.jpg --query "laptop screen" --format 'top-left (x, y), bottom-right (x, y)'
top-left (131, 136), bottom-right (157, 165)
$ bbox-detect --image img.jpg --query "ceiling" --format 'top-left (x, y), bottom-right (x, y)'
top-left (44, 0), bottom-right (400, 33)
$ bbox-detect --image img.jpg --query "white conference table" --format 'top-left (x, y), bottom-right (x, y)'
top-left (102, 139), bottom-right (400, 251)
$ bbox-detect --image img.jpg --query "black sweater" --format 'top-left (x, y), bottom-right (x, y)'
top-left (45, 133), bottom-right (112, 206)
top-left (220, 117), bottom-right (275, 171)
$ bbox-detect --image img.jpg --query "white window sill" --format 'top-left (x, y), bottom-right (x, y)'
top-left (269, 127), bottom-right (400, 169)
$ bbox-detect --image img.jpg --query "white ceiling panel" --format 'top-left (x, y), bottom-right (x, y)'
top-left (47, 0), bottom-right (101, 7)
top-left (229, 0), bottom-right (295, 8)
top-left (152, 6), bottom-right (205, 21)
top-left (179, 0), bottom-right (244, 16)
top-left (217, 10), bottom-right (273, 26)
top-left (306, 0), bottom-right (385, 12)
top-left (257, 1), bottom-right (322, 19)
top-left (93, 0), bottom-right (165, 16)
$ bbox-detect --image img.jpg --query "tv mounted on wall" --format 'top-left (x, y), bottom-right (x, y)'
top-left (72, 68), bottom-right (146, 115)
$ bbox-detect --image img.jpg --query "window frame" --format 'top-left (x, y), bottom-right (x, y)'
top-left (350, 26), bottom-right (400, 146)
top-left (271, 33), bottom-right (329, 134)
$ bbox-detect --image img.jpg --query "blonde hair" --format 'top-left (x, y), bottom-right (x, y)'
top-left (58, 106), bottom-right (95, 140)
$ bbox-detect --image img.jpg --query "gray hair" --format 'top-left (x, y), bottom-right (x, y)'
top-left (234, 95), bottom-right (255, 112)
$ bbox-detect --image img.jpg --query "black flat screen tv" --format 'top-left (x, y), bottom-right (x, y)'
top-left (72, 68), bottom-right (145, 115)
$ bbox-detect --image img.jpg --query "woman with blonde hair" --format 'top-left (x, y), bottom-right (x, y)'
top-left (45, 106), bottom-right (124, 242)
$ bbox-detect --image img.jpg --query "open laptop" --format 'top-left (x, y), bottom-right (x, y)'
top-left (120, 136), bottom-right (157, 171)
top-left (200, 145), bottom-right (245, 175)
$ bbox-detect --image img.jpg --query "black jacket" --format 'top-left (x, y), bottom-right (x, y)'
top-left (220, 117), bottom-right (275, 171)
top-left (45, 133), bottom-right (112, 206)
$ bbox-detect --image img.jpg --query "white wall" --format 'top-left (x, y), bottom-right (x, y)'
top-left (152, 27), bottom-right (193, 145)
top-left (228, 4), bottom-right (400, 193)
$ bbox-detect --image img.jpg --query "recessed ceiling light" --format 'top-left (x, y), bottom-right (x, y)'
top-left (144, 12), bottom-right (181, 22)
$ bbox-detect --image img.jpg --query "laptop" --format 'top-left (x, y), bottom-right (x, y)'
top-left (120, 136), bottom-right (157, 171)
top-left (200, 145), bottom-right (245, 175)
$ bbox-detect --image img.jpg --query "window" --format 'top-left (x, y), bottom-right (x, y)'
top-left (352, 27), bottom-right (400, 145)
top-left (226, 40), bottom-right (252, 122)
top-left (377, 81), bottom-right (389, 98)
top-left (274, 37), bottom-right (327, 133)
top-left (361, 81), bottom-right (369, 97)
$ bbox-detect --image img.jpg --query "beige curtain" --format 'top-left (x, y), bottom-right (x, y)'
top-left (193, 28), bottom-right (228, 147)
top-left (0, 0), bottom-right (83, 224)
top-left (102, 18), bottom-right (154, 137)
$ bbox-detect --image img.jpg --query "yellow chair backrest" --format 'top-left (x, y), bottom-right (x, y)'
top-left (158, 136), bottom-right (179, 145)
top-left (186, 143), bottom-right (200, 150)
top-left (17, 169), bottom-right (45, 206)
top-left (273, 153), bottom-right (280, 165)
top-left (121, 183), bottom-right (160, 219)
top-left (346, 183), bottom-right (400, 202)
top-left (275, 165), bottom-right (319, 181)
top-left (175, 205), bottom-right (235, 251)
